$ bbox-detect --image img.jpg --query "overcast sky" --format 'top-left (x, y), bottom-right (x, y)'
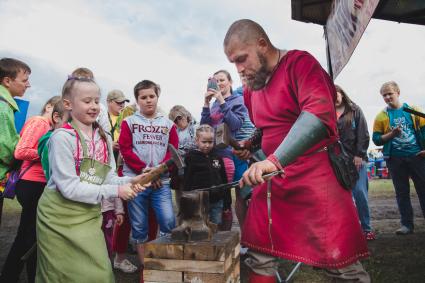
top-left (1, 0), bottom-right (424, 149)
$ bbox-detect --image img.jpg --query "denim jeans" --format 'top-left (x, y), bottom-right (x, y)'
top-left (352, 163), bottom-right (372, 232)
top-left (127, 181), bottom-right (175, 243)
top-left (386, 155), bottom-right (425, 230)
top-left (209, 200), bottom-right (224, 225)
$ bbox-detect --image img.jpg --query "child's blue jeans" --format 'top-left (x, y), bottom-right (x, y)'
top-left (127, 181), bottom-right (175, 243)
top-left (209, 200), bottom-right (224, 225)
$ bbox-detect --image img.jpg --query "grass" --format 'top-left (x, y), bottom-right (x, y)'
top-left (275, 178), bottom-right (425, 283)
top-left (2, 179), bottom-right (425, 283)
top-left (2, 197), bottom-right (21, 213)
top-left (369, 178), bottom-right (419, 198)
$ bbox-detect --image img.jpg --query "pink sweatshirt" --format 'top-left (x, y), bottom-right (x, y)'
top-left (101, 198), bottom-right (124, 214)
top-left (15, 116), bottom-right (51, 183)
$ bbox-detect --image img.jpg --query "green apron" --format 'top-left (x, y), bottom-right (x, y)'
top-left (36, 124), bottom-right (114, 283)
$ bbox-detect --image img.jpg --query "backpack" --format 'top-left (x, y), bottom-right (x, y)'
top-left (2, 162), bottom-right (35, 199)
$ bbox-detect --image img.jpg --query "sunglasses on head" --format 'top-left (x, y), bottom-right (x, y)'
top-left (114, 100), bottom-right (126, 105)
top-left (67, 75), bottom-right (94, 82)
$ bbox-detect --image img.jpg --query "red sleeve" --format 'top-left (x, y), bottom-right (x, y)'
top-left (287, 51), bottom-right (338, 140)
top-left (243, 88), bottom-right (255, 126)
top-left (161, 124), bottom-right (179, 164)
top-left (15, 117), bottom-right (50, 161)
top-left (118, 120), bottom-right (147, 174)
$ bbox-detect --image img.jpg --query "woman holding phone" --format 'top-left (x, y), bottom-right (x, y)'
top-left (200, 69), bottom-right (248, 230)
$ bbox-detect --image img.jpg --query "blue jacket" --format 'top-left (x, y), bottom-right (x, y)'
top-left (200, 93), bottom-right (247, 158)
top-left (233, 87), bottom-right (256, 141)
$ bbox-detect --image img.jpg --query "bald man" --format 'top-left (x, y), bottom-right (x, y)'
top-left (224, 19), bottom-right (370, 282)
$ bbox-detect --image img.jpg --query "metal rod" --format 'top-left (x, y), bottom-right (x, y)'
top-left (194, 170), bottom-right (283, 192)
top-left (285, 262), bottom-right (302, 282)
top-left (276, 270), bottom-right (283, 283)
top-left (403, 107), bottom-right (425, 119)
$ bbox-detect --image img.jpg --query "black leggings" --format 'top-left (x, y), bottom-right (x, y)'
top-left (0, 179), bottom-right (45, 283)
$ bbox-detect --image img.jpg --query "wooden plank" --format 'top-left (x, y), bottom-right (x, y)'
top-left (184, 256), bottom-right (240, 283)
top-left (224, 253), bottom-right (233, 273)
top-left (183, 243), bottom-right (226, 261)
top-left (145, 236), bottom-right (184, 259)
top-left (233, 243), bottom-right (240, 259)
top-left (183, 272), bottom-right (228, 283)
top-left (145, 258), bottom-right (226, 273)
top-left (145, 257), bottom-right (240, 282)
top-left (145, 232), bottom-right (239, 261)
top-left (231, 259), bottom-right (240, 283)
top-left (183, 231), bottom-right (239, 261)
top-left (144, 270), bottom-right (183, 282)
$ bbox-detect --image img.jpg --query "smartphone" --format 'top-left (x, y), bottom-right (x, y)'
top-left (207, 77), bottom-right (219, 91)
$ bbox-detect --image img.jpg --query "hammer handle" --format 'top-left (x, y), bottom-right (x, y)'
top-left (136, 163), bottom-right (169, 186)
top-left (229, 138), bottom-right (243, 150)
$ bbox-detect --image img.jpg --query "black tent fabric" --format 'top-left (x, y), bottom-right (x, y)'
top-left (292, 0), bottom-right (425, 26)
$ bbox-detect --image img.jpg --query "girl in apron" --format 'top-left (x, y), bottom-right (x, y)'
top-left (36, 76), bottom-right (146, 283)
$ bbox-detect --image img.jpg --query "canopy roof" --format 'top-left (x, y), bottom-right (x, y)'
top-left (291, 0), bottom-right (425, 26)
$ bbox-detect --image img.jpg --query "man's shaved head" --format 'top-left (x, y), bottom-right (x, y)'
top-left (223, 19), bottom-right (271, 48)
top-left (223, 19), bottom-right (278, 91)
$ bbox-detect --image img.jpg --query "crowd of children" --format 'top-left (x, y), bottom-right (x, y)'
top-left (1, 37), bottom-right (399, 282)
top-left (0, 57), bottom-right (254, 283)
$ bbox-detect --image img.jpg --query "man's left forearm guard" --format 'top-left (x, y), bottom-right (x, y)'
top-left (268, 111), bottom-right (328, 168)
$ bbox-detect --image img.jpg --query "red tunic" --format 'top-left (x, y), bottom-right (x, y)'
top-left (242, 50), bottom-right (369, 268)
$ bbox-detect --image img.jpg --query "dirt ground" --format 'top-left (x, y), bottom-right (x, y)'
top-left (1, 179), bottom-right (425, 282)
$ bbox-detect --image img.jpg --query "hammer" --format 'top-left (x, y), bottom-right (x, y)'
top-left (215, 123), bottom-right (242, 150)
top-left (134, 144), bottom-right (185, 187)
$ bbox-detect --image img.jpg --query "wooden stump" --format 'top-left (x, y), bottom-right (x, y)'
top-left (144, 231), bottom-right (240, 283)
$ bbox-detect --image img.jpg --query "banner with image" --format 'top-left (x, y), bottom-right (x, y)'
top-left (326, 0), bottom-right (379, 79)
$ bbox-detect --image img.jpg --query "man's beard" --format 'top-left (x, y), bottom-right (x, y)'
top-left (246, 53), bottom-right (270, 91)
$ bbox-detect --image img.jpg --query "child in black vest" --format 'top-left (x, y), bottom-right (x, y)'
top-left (183, 124), bottom-right (230, 225)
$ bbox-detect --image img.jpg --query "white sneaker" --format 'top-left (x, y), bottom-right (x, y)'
top-left (114, 258), bottom-right (138, 273)
top-left (395, 226), bottom-right (413, 235)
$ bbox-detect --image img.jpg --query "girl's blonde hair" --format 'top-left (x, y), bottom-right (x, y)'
top-left (71, 67), bottom-right (94, 79)
top-left (195, 124), bottom-right (214, 138)
top-left (61, 76), bottom-right (107, 143)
